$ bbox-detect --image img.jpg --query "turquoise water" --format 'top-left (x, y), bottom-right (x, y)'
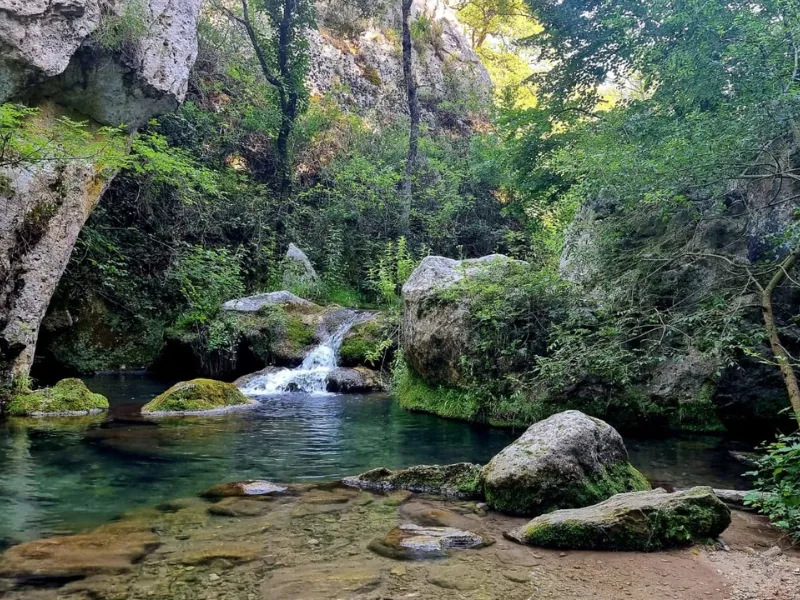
top-left (0, 374), bottom-right (750, 545)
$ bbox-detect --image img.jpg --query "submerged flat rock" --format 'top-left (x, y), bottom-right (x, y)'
top-left (369, 523), bottom-right (491, 559)
top-left (202, 480), bottom-right (288, 498)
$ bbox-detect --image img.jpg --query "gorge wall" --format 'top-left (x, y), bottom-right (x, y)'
top-left (0, 0), bottom-right (201, 405)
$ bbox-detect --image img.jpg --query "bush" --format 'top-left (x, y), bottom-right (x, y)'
top-left (746, 432), bottom-right (800, 543)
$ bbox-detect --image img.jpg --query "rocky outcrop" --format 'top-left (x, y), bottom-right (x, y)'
top-left (141, 379), bottom-right (257, 416)
top-left (282, 243), bottom-right (318, 290)
top-left (8, 377), bottom-right (108, 416)
top-left (0, 0), bottom-right (201, 410)
top-left (481, 411), bottom-right (650, 516)
top-left (402, 254), bottom-right (522, 387)
top-left (222, 291), bottom-right (315, 313)
top-left (507, 487), bottom-right (731, 551)
top-left (310, 0), bottom-right (491, 124)
top-left (1, 0), bottom-right (200, 127)
top-left (326, 367), bottom-right (383, 393)
top-left (343, 463), bottom-right (483, 499)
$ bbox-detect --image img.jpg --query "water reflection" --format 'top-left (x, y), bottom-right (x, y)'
top-left (0, 374), bottom-right (752, 544)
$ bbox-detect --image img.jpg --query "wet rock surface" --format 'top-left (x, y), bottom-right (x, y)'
top-left (0, 483), bottom-right (797, 599)
top-left (343, 463), bottom-right (483, 498)
top-left (369, 524), bottom-right (491, 559)
top-left (201, 481), bottom-right (288, 499)
top-left (326, 367), bottom-right (383, 393)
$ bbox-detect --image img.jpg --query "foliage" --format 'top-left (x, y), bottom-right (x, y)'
top-left (93, 0), bottom-right (150, 52)
top-left (368, 237), bottom-right (418, 306)
top-left (746, 431), bottom-right (800, 543)
top-left (0, 104), bottom-right (128, 173)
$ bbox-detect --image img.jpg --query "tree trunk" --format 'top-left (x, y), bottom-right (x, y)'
top-left (761, 247), bottom-right (800, 426)
top-left (400, 0), bottom-right (420, 237)
top-left (0, 160), bottom-right (111, 407)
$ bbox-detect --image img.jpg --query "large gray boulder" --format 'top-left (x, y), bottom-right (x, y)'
top-left (402, 254), bottom-right (520, 387)
top-left (507, 487), bottom-right (731, 551)
top-left (481, 411), bottom-right (650, 516)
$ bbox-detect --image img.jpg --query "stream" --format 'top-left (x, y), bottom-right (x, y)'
top-left (0, 373), bottom-right (752, 546)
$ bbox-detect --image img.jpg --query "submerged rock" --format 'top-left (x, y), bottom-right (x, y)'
top-left (326, 367), bottom-right (383, 393)
top-left (343, 463), bottom-right (483, 499)
top-left (507, 487), bottom-right (731, 551)
top-left (141, 379), bottom-right (257, 416)
top-left (481, 410), bottom-right (650, 516)
top-left (369, 524), bottom-right (490, 560)
top-left (0, 522), bottom-right (158, 579)
top-left (202, 481), bottom-right (288, 499)
top-left (8, 378), bottom-right (108, 417)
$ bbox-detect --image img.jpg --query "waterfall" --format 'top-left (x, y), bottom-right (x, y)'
top-left (238, 310), bottom-right (368, 395)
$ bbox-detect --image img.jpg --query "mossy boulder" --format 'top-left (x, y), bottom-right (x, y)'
top-left (141, 379), bottom-right (257, 415)
top-left (339, 318), bottom-right (390, 368)
top-left (8, 378), bottom-right (109, 417)
top-left (481, 410), bottom-right (650, 516)
top-left (507, 487), bottom-right (731, 551)
top-left (342, 463), bottom-right (483, 499)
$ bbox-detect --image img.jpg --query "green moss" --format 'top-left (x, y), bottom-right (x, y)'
top-left (284, 315), bottom-right (315, 348)
top-left (484, 461), bottom-right (651, 517)
top-left (8, 378), bottom-right (109, 416)
top-left (394, 364), bottom-right (482, 422)
top-left (339, 321), bottom-right (384, 367)
top-left (353, 463), bottom-right (484, 498)
top-left (142, 379), bottom-right (255, 414)
top-left (362, 65), bottom-right (382, 86)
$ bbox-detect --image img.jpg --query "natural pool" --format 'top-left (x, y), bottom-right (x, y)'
top-left (0, 374), bottom-right (751, 546)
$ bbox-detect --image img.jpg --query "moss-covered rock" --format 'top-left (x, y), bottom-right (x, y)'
top-left (507, 487), bottom-right (731, 551)
top-left (141, 379), bottom-right (257, 415)
top-left (342, 463), bottom-right (483, 499)
top-left (339, 318), bottom-right (390, 368)
top-left (481, 411), bottom-right (650, 516)
top-left (8, 378), bottom-right (109, 416)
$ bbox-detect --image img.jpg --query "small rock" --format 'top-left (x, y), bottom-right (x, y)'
top-left (390, 566), bottom-right (407, 577)
top-left (308, 538), bottom-right (320, 546)
top-left (208, 573), bottom-right (220, 581)
top-left (762, 546), bottom-right (783, 558)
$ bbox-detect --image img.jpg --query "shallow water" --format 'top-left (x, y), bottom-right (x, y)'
top-left (0, 374), bottom-right (751, 545)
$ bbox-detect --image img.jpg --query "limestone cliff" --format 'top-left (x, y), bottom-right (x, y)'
top-left (0, 0), bottom-right (201, 406)
top-left (310, 0), bottom-right (491, 124)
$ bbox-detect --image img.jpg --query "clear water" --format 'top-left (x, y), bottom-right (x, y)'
top-left (0, 374), bottom-right (752, 546)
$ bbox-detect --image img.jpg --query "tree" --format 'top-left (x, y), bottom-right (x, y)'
top-left (220, 0), bottom-right (314, 195)
top-left (399, 0), bottom-right (420, 236)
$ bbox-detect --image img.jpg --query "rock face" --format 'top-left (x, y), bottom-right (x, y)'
top-left (0, 0), bottom-right (201, 410)
top-left (282, 243), bottom-right (318, 289)
top-left (142, 379), bottom-right (257, 415)
top-left (402, 255), bottom-right (520, 387)
top-left (481, 411), bottom-right (650, 516)
top-left (507, 487), bottom-right (731, 551)
top-left (8, 377), bottom-right (108, 416)
top-left (310, 0), bottom-right (491, 123)
top-left (343, 463), bottom-right (483, 499)
top-left (0, 0), bottom-right (200, 127)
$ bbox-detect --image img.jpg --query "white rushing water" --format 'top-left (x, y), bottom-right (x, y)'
top-left (238, 311), bottom-right (366, 396)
